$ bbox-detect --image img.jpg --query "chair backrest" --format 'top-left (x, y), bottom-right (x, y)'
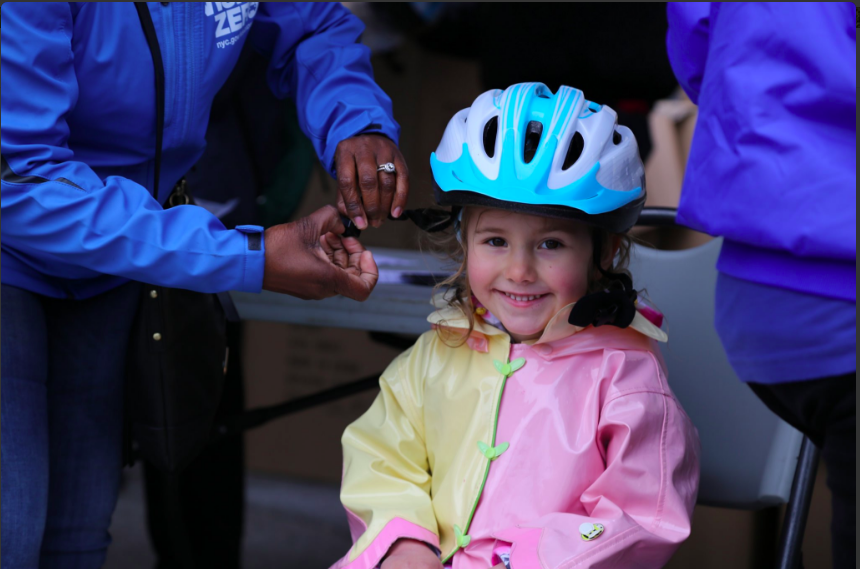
top-left (628, 238), bottom-right (802, 509)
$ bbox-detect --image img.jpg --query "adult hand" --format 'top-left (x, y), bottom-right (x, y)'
top-left (334, 133), bottom-right (409, 230)
top-left (262, 205), bottom-right (378, 301)
top-left (380, 539), bottom-right (443, 569)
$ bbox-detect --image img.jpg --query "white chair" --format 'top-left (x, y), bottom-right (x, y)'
top-left (629, 208), bottom-right (819, 569)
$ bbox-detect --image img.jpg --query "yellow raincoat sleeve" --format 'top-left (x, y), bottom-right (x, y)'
top-left (331, 333), bottom-right (441, 569)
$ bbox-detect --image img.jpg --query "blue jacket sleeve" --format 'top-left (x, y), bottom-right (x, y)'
top-left (665, 2), bottom-right (712, 104)
top-left (248, 2), bottom-right (400, 176)
top-left (0, 2), bottom-right (265, 294)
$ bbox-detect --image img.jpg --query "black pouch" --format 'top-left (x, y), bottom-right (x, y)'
top-left (124, 3), bottom-right (227, 474)
top-left (125, 263), bottom-right (228, 474)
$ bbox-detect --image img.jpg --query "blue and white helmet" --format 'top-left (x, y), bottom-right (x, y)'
top-left (430, 83), bottom-right (646, 233)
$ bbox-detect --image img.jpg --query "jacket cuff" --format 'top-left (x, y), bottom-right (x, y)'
top-left (374, 541), bottom-right (439, 569)
top-left (323, 112), bottom-right (401, 178)
top-left (330, 518), bottom-right (439, 569)
top-left (234, 225), bottom-right (265, 293)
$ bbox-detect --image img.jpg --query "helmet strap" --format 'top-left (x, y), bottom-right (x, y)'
top-left (454, 207), bottom-right (464, 243)
top-left (387, 208), bottom-right (456, 233)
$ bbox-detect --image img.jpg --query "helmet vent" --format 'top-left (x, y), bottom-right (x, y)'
top-left (523, 121), bottom-right (544, 164)
top-left (562, 132), bottom-right (585, 170)
top-left (483, 116), bottom-right (499, 158)
top-left (613, 130), bottom-right (622, 145)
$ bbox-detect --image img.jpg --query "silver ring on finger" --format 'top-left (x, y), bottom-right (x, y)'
top-left (377, 162), bottom-right (396, 174)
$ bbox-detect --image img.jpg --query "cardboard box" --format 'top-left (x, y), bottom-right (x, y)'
top-left (243, 320), bottom-right (406, 483)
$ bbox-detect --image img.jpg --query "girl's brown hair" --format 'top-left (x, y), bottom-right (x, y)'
top-left (427, 207), bottom-right (633, 344)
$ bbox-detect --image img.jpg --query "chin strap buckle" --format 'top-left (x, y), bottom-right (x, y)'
top-left (389, 208), bottom-right (456, 233)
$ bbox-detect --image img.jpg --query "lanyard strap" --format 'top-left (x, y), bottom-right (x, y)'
top-left (133, 3), bottom-right (165, 198)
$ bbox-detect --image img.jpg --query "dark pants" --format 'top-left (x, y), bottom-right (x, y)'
top-left (1, 282), bottom-right (141, 569)
top-left (749, 374), bottom-right (856, 569)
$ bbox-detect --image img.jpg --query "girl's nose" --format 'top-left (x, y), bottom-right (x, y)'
top-left (505, 250), bottom-right (537, 283)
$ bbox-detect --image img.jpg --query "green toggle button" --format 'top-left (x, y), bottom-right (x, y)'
top-left (453, 524), bottom-right (471, 548)
top-left (477, 440), bottom-right (510, 460)
top-left (493, 357), bottom-right (526, 377)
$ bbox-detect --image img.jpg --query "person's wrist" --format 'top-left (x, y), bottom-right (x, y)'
top-left (384, 538), bottom-right (439, 560)
top-left (355, 130), bottom-right (392, 142)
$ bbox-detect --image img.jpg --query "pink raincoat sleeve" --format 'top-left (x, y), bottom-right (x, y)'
top-left (495, 389), bottom-right (700, 569)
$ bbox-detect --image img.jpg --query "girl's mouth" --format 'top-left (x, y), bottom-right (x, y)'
top-left (497, 290), bottom-right (548, 306)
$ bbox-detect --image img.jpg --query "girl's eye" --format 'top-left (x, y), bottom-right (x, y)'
top-left (487, 237), bottom-right (506, 247)
top-left (541, 240), bottom-right (562, 250)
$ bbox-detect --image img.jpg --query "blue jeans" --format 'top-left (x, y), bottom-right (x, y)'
top-left (1, 283), bottom-right (140, 569)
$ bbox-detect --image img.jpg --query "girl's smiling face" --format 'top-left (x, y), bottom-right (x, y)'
top-left (465, 207), bottom-right (593, 343)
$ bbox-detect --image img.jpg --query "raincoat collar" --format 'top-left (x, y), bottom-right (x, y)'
top-left (427, 293), bottom-right (668, 353)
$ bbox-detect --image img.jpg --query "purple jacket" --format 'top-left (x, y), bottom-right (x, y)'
top-left (666, 3), bottom-right (856, 302)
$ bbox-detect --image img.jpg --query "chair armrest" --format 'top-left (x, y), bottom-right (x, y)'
top-left (636, 207), bottom-right (678, 227)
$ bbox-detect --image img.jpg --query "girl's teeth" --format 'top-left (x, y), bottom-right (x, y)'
top-left (506, 292), bottom-right (542, 302)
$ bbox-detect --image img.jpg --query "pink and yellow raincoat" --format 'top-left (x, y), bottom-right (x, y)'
top-left (329, 301), bottom-right (700, 569)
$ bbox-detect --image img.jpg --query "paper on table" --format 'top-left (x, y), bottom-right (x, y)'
top-left (376, 271), bottom-right (449, 286)
top-left (371, 253), bottom-right (420, 268)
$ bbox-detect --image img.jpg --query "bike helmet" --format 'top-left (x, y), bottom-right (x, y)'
top-left (430, 82), bottom-right (646, 233)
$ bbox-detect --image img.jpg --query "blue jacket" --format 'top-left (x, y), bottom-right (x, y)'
top-left (1, 2), bottom-right (399, 299)
top-left (666, 3), bottom-right (856, 302)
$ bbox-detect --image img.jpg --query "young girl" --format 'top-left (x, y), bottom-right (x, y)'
top-left (330, 83), bottom-right (700, 569)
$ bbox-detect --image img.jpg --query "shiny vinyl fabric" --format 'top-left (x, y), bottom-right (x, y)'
top-left (332, 307), bottom-right (700, 569)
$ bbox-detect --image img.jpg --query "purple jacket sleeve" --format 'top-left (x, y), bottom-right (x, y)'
top-left (665, 2), bottom-right (712, 104)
